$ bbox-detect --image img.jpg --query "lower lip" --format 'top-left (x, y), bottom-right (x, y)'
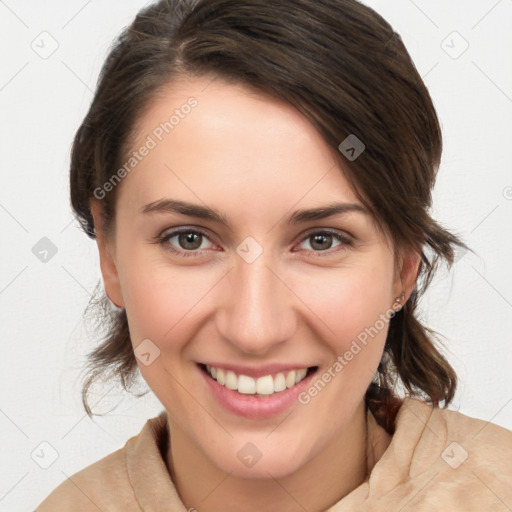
top-left (197, 364), bottom-right (318, 419)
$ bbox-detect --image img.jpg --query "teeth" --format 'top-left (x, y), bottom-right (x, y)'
top-left (273, 372), bottom-right (287, 392)
top-left (238, 375), bottom-right (256, 394)
top-left (225, 370), bottom-right (238, 390)
top-left (295, 368), bottom-right (307, 383)
top-left (204, 365), bottom-right (311, 396)
top-left (255, 375), bottom-right (274, 395)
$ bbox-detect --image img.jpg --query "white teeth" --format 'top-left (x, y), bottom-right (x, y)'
top-left (204, 365), bottom-right (311, 396)
top-left (225, 371), bottom-right (238, 390)
top-left (238, 374), bottom-right (256, 394)
top-left (286, 370), bottom-right (296, 388)
top-left (273, 372), bottom-right (287, 392)
top-left (295, 368), bottom-right (307, 383)
top-left (255, 375), bottom-right (274, 395)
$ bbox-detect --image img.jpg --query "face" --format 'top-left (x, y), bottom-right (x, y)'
top-left (93, 76), bottom-right (413, 479)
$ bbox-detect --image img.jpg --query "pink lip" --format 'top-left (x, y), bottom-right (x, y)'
top-left (199, 362), bottom-right (316, 379)
top-left (197, 364), bottom-right (318, 419)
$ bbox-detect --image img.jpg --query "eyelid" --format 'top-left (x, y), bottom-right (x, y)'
top-left (156, 226), bottom-right (354, 258)
top-left (156, 226), bottom-right (217, 257)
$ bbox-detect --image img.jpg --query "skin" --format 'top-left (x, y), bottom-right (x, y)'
top-left (91, 76), bottom-right (420, 512)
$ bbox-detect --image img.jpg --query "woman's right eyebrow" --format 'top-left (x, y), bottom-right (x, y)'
top-left (140, 198), bottom-right (368, 229)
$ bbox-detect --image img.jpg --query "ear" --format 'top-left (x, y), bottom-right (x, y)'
top-left (394, 248), bottom-right (421, 303)
top-left (90, 199), bottom-right (125, 309)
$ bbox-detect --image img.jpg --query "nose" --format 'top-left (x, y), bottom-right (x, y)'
top-left (215, 253), bottom-right (297, 356)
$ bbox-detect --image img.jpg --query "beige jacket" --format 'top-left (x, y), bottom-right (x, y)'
top-left (36, 398), bottom-right (512, 511)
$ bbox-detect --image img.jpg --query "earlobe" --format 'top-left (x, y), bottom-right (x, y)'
top-left (89, 199), bottom-right (125, 309)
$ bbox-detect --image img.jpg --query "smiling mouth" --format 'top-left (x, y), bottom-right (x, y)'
top-left (198, 363), bottom-right (318, 397)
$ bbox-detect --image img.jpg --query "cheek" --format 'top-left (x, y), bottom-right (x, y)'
top-left (291, 260), bottom-right (394, 377)
top-left (299, 262), bottom-right (392, 331)
top-left (118, 253), bottom-right (216, 350)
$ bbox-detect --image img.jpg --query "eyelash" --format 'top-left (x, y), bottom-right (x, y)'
top-left (155, 227), bottom-right (354, 258)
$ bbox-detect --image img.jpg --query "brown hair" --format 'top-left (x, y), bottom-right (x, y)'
top-left (71, 0), bottom-right (467, 430)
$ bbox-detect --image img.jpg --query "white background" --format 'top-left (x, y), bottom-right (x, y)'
top-left (1, 1), bottom-right (511, 510)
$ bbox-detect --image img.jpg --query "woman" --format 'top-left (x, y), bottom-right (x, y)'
top-left (36, 0), bottom-right (512, 510)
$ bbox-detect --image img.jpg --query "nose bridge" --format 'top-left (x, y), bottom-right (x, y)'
top-left (216, 251), bottom-right (295, 355)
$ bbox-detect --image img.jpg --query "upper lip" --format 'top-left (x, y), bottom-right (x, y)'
top-left (199, 362), bottom-right (317, 379)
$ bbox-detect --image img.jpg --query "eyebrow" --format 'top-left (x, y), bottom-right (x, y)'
top-left (141, 199), bottom-right (367, 227)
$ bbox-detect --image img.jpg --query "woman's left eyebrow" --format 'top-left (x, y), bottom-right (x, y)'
top-left (140, 198), bottom-right (367, 228)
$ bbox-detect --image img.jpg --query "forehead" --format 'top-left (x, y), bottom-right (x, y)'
top-left (118, 76), bottom-right (365, 227)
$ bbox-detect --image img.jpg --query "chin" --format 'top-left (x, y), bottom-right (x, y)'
top-left (205, 434), bottom-right (312, 480)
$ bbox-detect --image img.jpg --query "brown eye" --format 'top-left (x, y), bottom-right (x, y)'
top-left (309, 233), bottom-right (335, 251)
top-left (158, 228), bottom-right (215, 257)
top-left (296, 230), bottom-right (353, 254)
top-left (177, 232), bottom-right (203, 250)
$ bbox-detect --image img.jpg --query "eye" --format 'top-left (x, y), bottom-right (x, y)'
top-left (157, 228), bottom-right (215, 257)
top-left (155, 227), bottom-right (353, 258)
top-left (295, 229), bottom-right (353, 255)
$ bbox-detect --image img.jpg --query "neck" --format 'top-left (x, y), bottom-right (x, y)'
top-left (165, 400), bottom-right (392, 512)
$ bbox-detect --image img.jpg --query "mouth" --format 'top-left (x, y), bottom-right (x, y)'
top-left (198, 363), bottom-right (318, 398)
